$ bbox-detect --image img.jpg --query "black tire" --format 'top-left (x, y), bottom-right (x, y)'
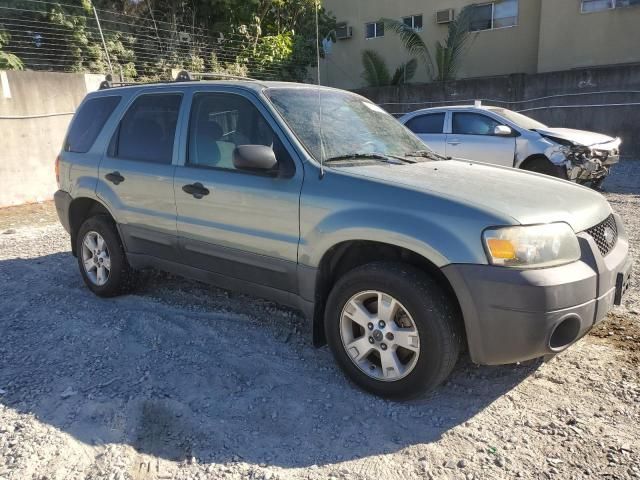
top-left (76, 215), bottom-right (138, 297)
top-left (522, 157), bottom-right (568, 180)
top-left (324, 262), bottom-right (463, 399)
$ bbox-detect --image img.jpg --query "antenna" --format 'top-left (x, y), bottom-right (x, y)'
top-left (315, 0), bottom-right (326, 179)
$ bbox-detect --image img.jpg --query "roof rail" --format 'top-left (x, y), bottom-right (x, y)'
top-left (174, 70), bottom-right (257, 82)
top-left (97, 69), bottom-right (257, 91)
top-left (98, 74), bottom-right (138, 90)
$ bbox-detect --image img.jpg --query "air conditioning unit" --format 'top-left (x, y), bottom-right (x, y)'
top-left (335, 22), bottom-right (353, 40)
top-left (436, 9), bottom-right (454, 24)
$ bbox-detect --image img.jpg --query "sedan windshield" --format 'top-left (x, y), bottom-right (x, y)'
top-left (487, 107), bottom-right (547, 131)
top-left (265, 87), bottom-right (428, 163)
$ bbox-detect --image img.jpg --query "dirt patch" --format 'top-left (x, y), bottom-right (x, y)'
top-left (0, 200), bottom-right (57, 231)
top-left (592, 312), bottom-right (640, 365)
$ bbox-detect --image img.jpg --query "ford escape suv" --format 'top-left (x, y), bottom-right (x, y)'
top-left (54, 74), bottom-right (632, 399)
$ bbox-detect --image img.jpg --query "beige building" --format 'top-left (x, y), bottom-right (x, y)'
top-left (320, 0), bottom-right (640, 89)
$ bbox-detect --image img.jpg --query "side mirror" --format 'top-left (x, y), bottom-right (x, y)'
top-left (494, 125), bottom-right (513, 136)
top-left (233, 145), bottom-right (278, 172)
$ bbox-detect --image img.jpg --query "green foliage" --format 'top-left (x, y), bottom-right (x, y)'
top-left (0, 29), bottom-right (24, 70)
top-left (384, 7), bottom-right (475, 83)
top-left (361, 49), bottom-right (390, 87)
top-left (391, 58), bottom-right (417, 85)
top-left (0, 0), bottom-right (335, 81)
top-left (362, 50), bottom-right (416, 87)
top-left (434, 6), bottom-right (475, 82)
top-left (383, 18), bottom-right (434, 80)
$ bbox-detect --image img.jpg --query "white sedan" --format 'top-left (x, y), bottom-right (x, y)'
top-left (399, 104), bottom-right (621, 187)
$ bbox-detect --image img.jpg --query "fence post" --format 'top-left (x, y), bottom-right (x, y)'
top-left (92, 4), bottom-right (114, 76)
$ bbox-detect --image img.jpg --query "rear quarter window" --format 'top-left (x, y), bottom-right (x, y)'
top-left (65, 96), bottom-right (121, 153)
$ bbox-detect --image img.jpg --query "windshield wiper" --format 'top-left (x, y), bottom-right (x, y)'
top-left (405, 149), bottom-right (451, 161)
top-left (324, 152), bottom-right (414, 164)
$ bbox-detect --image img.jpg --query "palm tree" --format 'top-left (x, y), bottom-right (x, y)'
top-left (383, 5), bottom-right (475, 82)
top-left (382, 19), bottom-right (434, 80)
top-left (434, 6), bottom-right (474, 81)
top-left (361, 50), bottom-right (390, 86)
top-left (361, 50), bottom-right (417, 87)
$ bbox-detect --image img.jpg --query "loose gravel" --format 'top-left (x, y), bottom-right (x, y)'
top-left (0, 162), bottom-right (639, 480)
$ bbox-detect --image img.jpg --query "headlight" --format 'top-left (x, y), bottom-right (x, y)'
top-left (483, 223), bottom-right (580, 268)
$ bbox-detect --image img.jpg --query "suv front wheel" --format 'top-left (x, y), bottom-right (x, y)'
top-left (325, 262), bottom-right (463, 399)
top-left (76, 215), bottom-right (137, 297)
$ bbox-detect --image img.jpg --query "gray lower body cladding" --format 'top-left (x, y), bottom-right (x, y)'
top-left (442, 229), bottom-right (630, 365)
top-left (54, 190), bottom-right (72, 233)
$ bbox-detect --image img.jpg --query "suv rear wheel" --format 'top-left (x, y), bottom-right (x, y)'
top-left (325, 262), bottom-right (462, 399)
top-left (76, 215), bottom-right (137, 297)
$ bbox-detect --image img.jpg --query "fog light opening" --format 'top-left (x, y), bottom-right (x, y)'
top-left (549, 316), bottom-right (581, 350)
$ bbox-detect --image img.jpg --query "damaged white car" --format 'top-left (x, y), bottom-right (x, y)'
top-left (400, 104), bottom-right (621, 188)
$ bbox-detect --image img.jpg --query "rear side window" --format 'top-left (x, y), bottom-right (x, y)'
top-left (405, 113), bottom-right (445, 134)
top-left (65, 96), bottom-right (121, 153)
top-left (112, 94), bottom-right (182, 164)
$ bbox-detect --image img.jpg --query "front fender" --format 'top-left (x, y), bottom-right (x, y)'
top-left (298, 207), bottom-right (487, 268)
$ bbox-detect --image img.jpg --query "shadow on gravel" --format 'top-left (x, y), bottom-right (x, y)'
top-left (0, 253), bottom-right (540, 468)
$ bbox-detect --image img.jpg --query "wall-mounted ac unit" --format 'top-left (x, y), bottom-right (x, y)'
top-left (436, 9), bottom-right (454, 24)
top-left (335, 22), bottom-right (353, 40)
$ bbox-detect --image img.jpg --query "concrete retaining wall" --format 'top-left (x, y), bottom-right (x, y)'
top-left (0, 71), bottom-right (102, 208)
top-left (355, 64), bottom-right (640, 157)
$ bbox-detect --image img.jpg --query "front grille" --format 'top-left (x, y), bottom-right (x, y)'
top-left (586, 214), bottom-right (618, 257)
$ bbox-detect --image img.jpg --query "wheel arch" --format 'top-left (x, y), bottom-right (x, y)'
top-left (68, 197), bottom-right (117, 257)
top-left (519, 153), bottom-right (551, 171)
top-left (310, 240), bottom-right (465, 348)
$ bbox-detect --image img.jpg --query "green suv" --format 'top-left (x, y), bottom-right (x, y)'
top-left (54, 74), bottom-right (632, 398)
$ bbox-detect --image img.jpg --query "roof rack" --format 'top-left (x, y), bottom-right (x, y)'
top-left (98, 70), bottom-right (257, 90)
top-left (99, 74), bottom-right (136, 90)
top-left (174, 70), bottom-right (257, 82)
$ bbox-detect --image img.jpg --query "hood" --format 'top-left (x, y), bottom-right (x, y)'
top-left (535, 127), bottom-right (619, 149)
top-left (341, 160), bottom-right (612, 233)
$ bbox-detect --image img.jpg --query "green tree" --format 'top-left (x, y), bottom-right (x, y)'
top-left (0, 30), bottom-right (24, 70)
top-left (361, 50), bottom-right (417, 87)
top-left (383, 6), bottom-right (475, 83)
top-left (434, 6), bottom-right (474, 82)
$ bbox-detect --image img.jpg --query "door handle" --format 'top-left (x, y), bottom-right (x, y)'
top-left (105, 171), bottom-right (125, 185)
top-left (447, 140), bottom-right (460, 146)
top-left (182, 182), bottom-right (210, 199)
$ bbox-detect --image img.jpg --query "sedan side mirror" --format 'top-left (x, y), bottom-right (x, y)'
top-left (233, 145), bottom-right (278, 172)
top-left (494, 125), bottom-right (513, 136)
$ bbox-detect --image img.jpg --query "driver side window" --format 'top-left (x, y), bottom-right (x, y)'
top-left (452, 112), bottom-right (501, 136)
top-left (187, 92), bottom-right (292, 172)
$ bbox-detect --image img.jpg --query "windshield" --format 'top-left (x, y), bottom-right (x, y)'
top-left (488, 107), bottom-right (547, 130)
top-left (265, 87), bottom-right (428, 163)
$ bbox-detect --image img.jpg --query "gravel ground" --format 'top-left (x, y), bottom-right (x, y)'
top-left (0, 162), bottom-right (639, 480)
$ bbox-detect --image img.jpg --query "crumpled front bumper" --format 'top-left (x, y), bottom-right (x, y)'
top-left (442, 213), bottom-right (631, 365)
top-left (568, 140), bottom-right (620, 182)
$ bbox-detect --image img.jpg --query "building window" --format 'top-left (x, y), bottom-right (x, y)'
top-left (365, 21), bottom-right (385, 39)
top-left (470, 0), bottom-right (518, 31)
top-left (402, 14), bottom-right (423, 31)
top-left (581, 0), bottom-right (640, 12)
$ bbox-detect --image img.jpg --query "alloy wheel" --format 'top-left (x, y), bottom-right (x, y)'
top-left (81, 231), bottom-right (111, 286)
top-left (339, 290), bottom-right (420, 381)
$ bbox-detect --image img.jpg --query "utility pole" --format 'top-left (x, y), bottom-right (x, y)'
top-left (91, 3), bottom-right (114, 76)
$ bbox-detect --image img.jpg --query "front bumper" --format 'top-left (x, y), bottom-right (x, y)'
top-left (442, 213), bottom-right (631, 365)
